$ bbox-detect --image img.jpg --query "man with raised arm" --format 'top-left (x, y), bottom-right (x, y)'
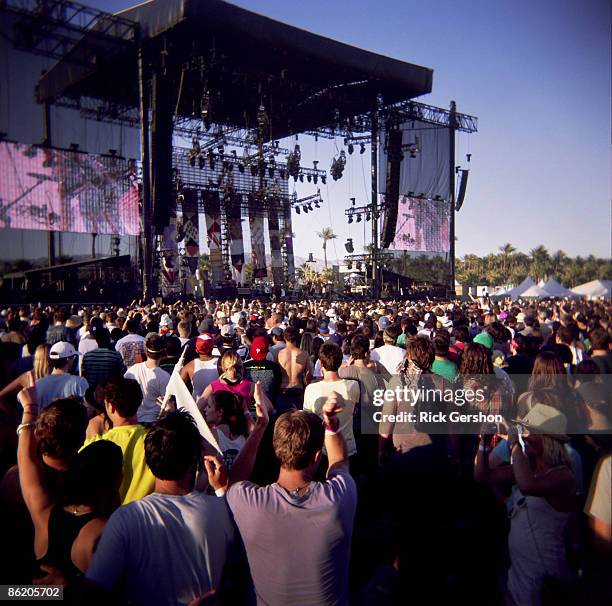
top-left (226, 391), bottom-right (357, 606)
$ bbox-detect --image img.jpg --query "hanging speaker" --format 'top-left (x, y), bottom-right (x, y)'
top-left (455, 169), bottom-right (469, 211)
top-left (380, 129), bottom-right (403, 249)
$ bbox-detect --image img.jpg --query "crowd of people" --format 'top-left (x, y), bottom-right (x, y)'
top-left (0, 295), bottom-right (610, 605)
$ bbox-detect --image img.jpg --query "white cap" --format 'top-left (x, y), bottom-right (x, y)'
top-left (216, 311), bottom-right (227, 319)
top-left (221, 324), bottom-right (235, 337)
top-left (160, 314), bottom-right (172, 327)
top-left (49, 341), bottom-right (80, 359)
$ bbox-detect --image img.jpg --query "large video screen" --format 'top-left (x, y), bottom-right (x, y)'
top-left (0, 142), bottom-right (140, 235)
top-left (388, 195), bottom-right (450, 253)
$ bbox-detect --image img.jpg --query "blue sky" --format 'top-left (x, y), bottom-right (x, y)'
top-left (93, 0), bottom-right (611, 261)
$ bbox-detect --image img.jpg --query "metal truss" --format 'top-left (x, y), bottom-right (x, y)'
top-left (52, 95), bottom-right (141, 127)
top-left (2, 0), bottom-right (136, 65)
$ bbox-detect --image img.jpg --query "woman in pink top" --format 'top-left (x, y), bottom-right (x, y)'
top-left (199, 350), bottom-right (254, 413)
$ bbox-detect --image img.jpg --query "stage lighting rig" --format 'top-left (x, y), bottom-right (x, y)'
top-left (330, 150), bottom-right (346, 181)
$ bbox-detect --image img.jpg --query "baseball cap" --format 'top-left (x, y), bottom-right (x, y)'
top-left (49, 341), bottom-right (80, 359)
top-left (195, 333), bottom-right (214, 355)
top-left (160, 314), bottom-right (172, 327)
top-left (270, 326), bottom-right (284, 337)
top-left (473, 332), bottom-right (494, 350)
top-left (221, 324), bottom-right (235, 337)
top-left (250, 336), bottom-right (269, 361)
top-left (319, 322), bottom-right (330, 335)
top-left (378, 316), bottom-right (390, 330)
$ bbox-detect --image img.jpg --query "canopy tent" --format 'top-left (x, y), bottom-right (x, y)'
top-left (519, 284), bottom-right (551, 299)
top-left (503, 276), bottom-right (536, 300)
top-left (541, 278), bottom-right (576, 298)
top-left (571, 279), bottom-right (612, 299)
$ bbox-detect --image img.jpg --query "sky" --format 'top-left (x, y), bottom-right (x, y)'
top-left (91, 0), bottom-right (611, 262)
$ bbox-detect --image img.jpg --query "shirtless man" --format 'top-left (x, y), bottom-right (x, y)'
top-left (277, 326), bottom-right (312, 412)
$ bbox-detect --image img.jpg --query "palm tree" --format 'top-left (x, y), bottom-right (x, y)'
top-left (317, 227), bottom-right (337, 269)
top-left (498, 243), bottom-right (516, 275)
top-left (529, 245), bottom-right (551, 281)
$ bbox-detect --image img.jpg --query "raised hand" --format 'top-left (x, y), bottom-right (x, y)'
top-left (322, 392), bottom-right (343, 431)
top-left (203, 455), bottom-right (228, 492)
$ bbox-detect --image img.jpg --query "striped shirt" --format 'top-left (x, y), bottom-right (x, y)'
top-left (82, 347), bottom-right (126, 388)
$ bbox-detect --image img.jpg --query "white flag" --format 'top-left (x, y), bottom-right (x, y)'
top-left (162, 347), bottom-right (221, 454)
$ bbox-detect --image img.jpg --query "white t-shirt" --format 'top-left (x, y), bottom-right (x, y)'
top-left (191, 358), bottom-right (219, 402)
top-left (303, 379), bottom-right (359, 456)
top-left (370, 344), bottom-right (405, 375)
top-left (124, 362), bottom-right (170, 423)
top-left (86, 492), bottom-right (234, 606)
top-left (77, 333), bottom-right (98, 371)
top-left (585, 454), bottom-right (611, 524)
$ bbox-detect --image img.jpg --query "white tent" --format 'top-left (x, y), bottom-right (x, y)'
top-left (519, 284), bottom-right (551, 299)
top-left (541, 278), bottom-right (576, 298)
top-left (504, 276), bottom-right (536, 299)
top-left (571, 279), bottom-right (612, 299)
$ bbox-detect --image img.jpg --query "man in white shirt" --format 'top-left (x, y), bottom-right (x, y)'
top-left (124, 334), bottom-right (170, 423)
top-left (86, 411), bottom-right (235, 606)
top-left (370, 327), bottom-right (405, 375)
top-left (303, 342), bottom-right (358, 457)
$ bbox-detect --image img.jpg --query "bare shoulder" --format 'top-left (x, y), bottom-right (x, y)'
top-left (71, 517), bottom-right (108, 573)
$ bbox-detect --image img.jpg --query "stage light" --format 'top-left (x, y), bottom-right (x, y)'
top-left (198, 154), bottom-right (205, 169)
top-left (321, 175), bottom-right (326, 184)
top-left (69, 143), bottom-right (79, 151)
top-left (345, 238), bottom-right (354, 253)
top-left (360, 143), bottom-right (366, 154)
top-left (347, 261), bottom-right (352, 270)
top-left (303, 205), bottom-right (309, 213)
top-left (348, 216), bottom-right (353, 224)
top-left (299, 174), bottom-right (304, 182)
top-left (250, 164), bottom-right (258, 176)
top-left (350, 197), bottom-right (356, 206)
top-left (238, 163), bottom-right (245, 173)
top-left (314, 201), bottom-right (320, 208)
top-left (307, 203), bottom-right (313, 211)
top-left (330, 150), bottom-right (346, 181)
top-left (347, 143), bottom-right (354, 155)
top-left (356, 214), bottom-right (362, 223)
top-left (308, 252), bottom-right (314, 262)
top-left (307, 174), bottom-right (312, 183)
top-left (296, 206), bottom-right (301, 214)
top-left (313, 175), bottom-right (318, 184)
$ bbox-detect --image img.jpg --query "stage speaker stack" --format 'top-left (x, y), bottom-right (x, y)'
top-left (380, 129), bottom-right (403, 249)
top-left (151, 75), bottom-right (175, 233)
top-left (455, 169), bottom-right (469, 211)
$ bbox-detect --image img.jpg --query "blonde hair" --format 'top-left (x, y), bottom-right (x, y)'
top-left (33, 343), bottom-right (51, 381)
top-left (541, 435), bottom-right (571, 469)
top-left (219, 350), bottom-right (243, 383)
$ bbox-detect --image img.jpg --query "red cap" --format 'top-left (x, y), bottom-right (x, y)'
top-left (196, 333), bottom-right (214, 355)
top-left (250, 336), bottom-right (269, 361)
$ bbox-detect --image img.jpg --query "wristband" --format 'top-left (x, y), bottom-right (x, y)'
top-left (17, 422), bottom-right (35, 435)
top-left (214, 487), bottom-right (227, 497)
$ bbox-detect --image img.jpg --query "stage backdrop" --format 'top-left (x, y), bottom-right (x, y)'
top-left (378, 120), bottom-right (450, 201)
top-left (0, 142), bottom-right (140, 235)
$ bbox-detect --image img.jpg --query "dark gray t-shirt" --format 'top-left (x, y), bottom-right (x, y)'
top-left (227, 469), bottom-right (357, 606)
